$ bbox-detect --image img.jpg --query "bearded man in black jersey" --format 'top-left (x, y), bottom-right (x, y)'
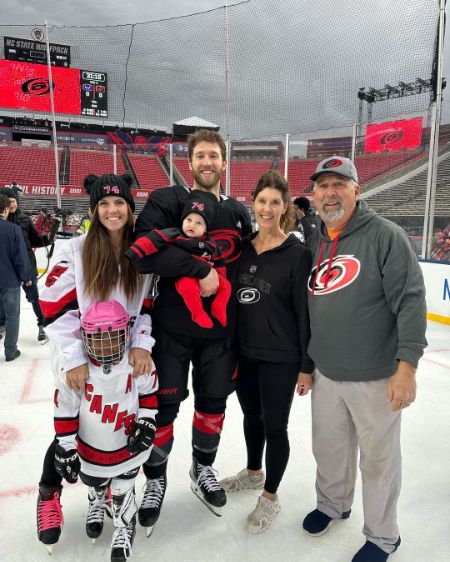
top-left (126, 130), bottom-right (252, 529)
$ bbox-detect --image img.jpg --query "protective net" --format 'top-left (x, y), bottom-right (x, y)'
top-left (0, 0), bottom-right (442, 138)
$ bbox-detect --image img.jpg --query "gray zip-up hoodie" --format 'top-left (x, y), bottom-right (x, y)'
top-left (307, 200), bottom-right (427, 381)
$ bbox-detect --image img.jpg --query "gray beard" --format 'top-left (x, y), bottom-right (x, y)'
top-left (320, 207), bottom-right (345, 223)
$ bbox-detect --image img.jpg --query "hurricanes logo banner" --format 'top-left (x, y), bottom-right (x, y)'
top-left (364, 117), bottom-right (423, 154)
top-left (0, 59), bottom-right (80, 114)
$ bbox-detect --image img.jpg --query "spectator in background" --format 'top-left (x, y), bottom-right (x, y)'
top-left (293, 196), bottom-right (316, 244)
top-left (35, 208), bottom-right (54, 237)
top-left (10, 181), bottom-right (23, 200)
top-left (76, 211), bottom-right (92, 235)
top-left (0, 188), bottom-right (58, 343)
top-left (0, 194), bottom-right (31, 361)
top-left (431, 223), bottom-right (450, 261)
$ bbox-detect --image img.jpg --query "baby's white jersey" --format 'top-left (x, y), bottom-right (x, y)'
top-left (54, 353), bottom-right (158, 479)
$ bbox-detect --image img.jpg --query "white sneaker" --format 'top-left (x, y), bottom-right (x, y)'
top-left (220, 468), bottom-right (265, 492)
top-left (246, 496), bottom-right (280, 534)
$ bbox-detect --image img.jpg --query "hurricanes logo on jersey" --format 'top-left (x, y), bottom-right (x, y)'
top-left (308, 255), bottom-right (360, 295)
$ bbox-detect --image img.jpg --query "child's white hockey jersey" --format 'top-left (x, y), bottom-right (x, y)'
top-left (40, 234), bottom-right (155, 375)
top-left (54, 354), bottom-right (158, 478)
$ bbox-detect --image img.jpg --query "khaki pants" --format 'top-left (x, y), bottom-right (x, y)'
top-left (312, 370), bottom-right (401, 553)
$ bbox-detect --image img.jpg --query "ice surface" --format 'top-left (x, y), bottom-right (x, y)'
top-left (1, 291), bottom-right (449, 561)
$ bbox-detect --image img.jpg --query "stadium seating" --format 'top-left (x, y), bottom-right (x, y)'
top-left (127, 154), bottom-right (168, 190)
top-left (228, 161), bottom-right (273, 202)
top-left (364, 149), bottom-right (450, 218)
top-left (0, 145), bottom-right (62, 187)
top-left (68, 148), bottom-right (126, 188)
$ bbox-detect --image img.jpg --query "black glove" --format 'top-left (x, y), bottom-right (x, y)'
top-left (54, 443), bottom-right (80, 483)
top-left (127, 418), bottom-right (156, 455)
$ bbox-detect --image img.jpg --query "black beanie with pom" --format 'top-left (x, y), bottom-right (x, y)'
top-left (84, 173), bottom-right (135, 212)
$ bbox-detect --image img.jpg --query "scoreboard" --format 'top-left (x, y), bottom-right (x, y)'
top-left (1, 35), bottom-right (107, 117)
top-left (0, 59), bottom-right (108, 118)
top-left (81, 71), bottom-right (107, 117)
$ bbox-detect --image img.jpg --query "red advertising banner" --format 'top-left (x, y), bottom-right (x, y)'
top-left (364, 118), bottom-right (423, 153)
top-left (0, 59), bottom-right (80, 114)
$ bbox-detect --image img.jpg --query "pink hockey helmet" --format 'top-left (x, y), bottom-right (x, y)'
top-left (81, 300), bottom-right (130, 365)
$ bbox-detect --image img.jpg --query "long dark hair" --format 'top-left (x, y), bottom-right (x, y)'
top-left (81, 203), bottom-right (140, 301)
top-left (252, 170), bottom-right (294, 233)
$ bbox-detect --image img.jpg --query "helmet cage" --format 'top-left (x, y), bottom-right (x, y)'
top-left (80, 301), bottom-right (131, 367)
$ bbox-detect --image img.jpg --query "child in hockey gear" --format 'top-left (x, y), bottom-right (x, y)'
top-left (36, 172), bottom-right (155, 552)
top-left (52, 300), bottom-right (158, 560)
top-left (128, 190), bottom-right (231, 329)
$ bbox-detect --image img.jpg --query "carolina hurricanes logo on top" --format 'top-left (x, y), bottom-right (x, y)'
top-left (308, 255), bottom-right (361, 295)
top-left (323, 158), bottom-right (343, 169)
top-left (192, 202), bottom-right (205, 211)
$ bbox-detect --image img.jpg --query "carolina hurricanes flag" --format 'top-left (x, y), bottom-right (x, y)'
top-left (0, 59), bottom-right (80, 114)
top-left (364, 118), bottom-right (423, 154)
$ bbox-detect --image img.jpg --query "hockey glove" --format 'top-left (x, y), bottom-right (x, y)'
top-left (127, 418), bottom-right (156, 455)
top-left (54, 443), bottom-right (80, 483)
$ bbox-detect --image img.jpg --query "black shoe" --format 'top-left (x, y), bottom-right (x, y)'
top-left (138, 473), bottom-right (167, 535)
top-left (302, 508), bottom-right (351, 536)
top-left (6, 350), bottom-right (21, 362)
top-left (352, 537), bottom-right (401, 561)
top-left (37, 484), bottom-right (63, 547)
top-left (38, 326), bottom-right (48, 342)
top-left (189, 461), bottom-right (226, 516)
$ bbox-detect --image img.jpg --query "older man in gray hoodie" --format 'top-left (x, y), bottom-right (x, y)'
top-left (302, 157), bottom-right (427, 562)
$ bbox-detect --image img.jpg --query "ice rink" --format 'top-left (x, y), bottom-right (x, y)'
top-left (1, 290), bottom-right (449, 562)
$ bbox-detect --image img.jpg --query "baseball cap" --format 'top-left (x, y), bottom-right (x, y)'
top-left (310, 156), bottom-right (358, 183)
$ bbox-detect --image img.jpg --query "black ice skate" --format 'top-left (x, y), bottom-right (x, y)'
top-left (189, 461), bottom-right (226, 517)
top-left (111, 487), bottom-right (137, 562)
top-left (36, 484), bottom-right (63, 554)
top-left (86, 486), bottom-right (112, 542)
top-left (138, 473), bottom-right (167, 537)
top-left (38, 325), bottom-right (49, 344)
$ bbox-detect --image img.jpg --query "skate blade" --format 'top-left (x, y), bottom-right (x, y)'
top-left (39, 338), bottom-right (49, 345)
top-left (91, 538), bottom-right (96, 544)
top-left (146, 525), bottom-right (155, 538)
top-left (45, 544), bottom-right (53, 555)
top-left (190, 482), bottom-right (223, 517)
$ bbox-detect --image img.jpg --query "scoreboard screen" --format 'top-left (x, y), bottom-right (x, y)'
top-left (81, 71), bottom-right (108, 117)
top-left (0, 60), bottom-right (107, 118)
top-left (4, 36), bottom-right (70, 67)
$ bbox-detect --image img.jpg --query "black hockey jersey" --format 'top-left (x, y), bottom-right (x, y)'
top-left (126, 185), bottom-right (252, 338)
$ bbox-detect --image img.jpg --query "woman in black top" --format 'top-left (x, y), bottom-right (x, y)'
top-left (220, 170), bottom-right (314, 534)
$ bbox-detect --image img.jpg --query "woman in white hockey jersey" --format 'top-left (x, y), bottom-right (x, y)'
top-left (35, 173), bottom-right (156, 556)
top-left (52, 300), bottom-right (158, 562)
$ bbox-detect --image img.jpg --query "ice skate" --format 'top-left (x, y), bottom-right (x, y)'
top-left (38, 325), bottom-right (49, 344)
top-left (189, 461), bottom-right (226, 517)
top-left (36, 484), bottom-right (63, 553)
top-left (138, 473), bottom-right (167, 537)
top-left (86, 486), bottom-right (112, 542)
top-left (220, 467), bottom-right (265, 492)
top-left (111, 487), bottom-right (137, 562)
